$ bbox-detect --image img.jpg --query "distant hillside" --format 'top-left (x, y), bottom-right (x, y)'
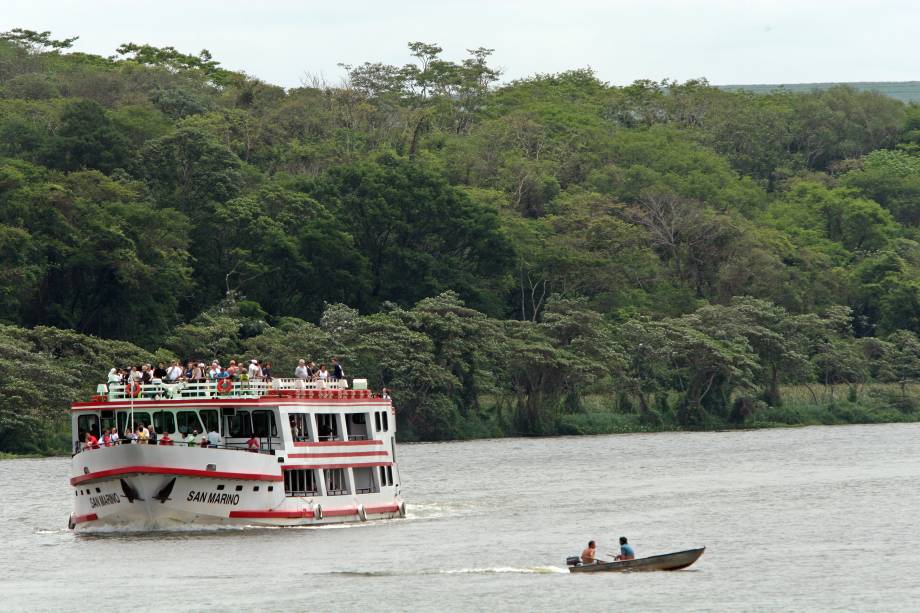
top-left (719, 81), bottom-right (920, 103)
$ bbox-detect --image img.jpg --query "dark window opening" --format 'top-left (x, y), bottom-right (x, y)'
top-left (177, 411), bottom-right (203, 436)
top-left (153, 411), bottom-right (176, 434)
top-left (288, 413), bottom-right (309, 442)
top-left (200, 409), bottom-right (219, 434)
top-left (227, 411), bottom-right (252, 438)
top-left (324, 468), bottom-right (349, 496)
top-left (252, 410), bottom-right (277, 437)
top-left (316, 414), bottom-right (340, 441)
top-left (284, 469), bottom-right (318, 496)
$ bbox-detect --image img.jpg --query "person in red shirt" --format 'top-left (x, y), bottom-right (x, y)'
top-left (159, 432), bottom-right (173, 446)
top-left (85, 432), bottom-right (99, 450)
top-left (246, 435), bottom-right (259, 453)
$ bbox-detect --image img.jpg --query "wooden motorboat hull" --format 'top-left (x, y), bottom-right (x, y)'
top-left (569, 547), bottom-right (705, 573)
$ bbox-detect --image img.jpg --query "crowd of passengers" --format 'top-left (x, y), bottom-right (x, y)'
top-left (107, 357), bottom-right (346, 386)
top-left (78, 424), bottom-right (261, 453)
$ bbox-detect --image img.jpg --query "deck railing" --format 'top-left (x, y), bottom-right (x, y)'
top-left (99, 378), bottom-right (356, 401)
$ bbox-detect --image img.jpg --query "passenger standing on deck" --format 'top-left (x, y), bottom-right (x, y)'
top-left (109, 427), bottom-right (119, 445)
top-left (248, 359), bottom-right (261, 380)
top-left (317, 364), bottom-right (329, 386)
top-left (160, 431), bottom-right (173, 446)
top-left (186, 429), bottom-right (198, 447)
top-left (331, 358), bottom-right (344, 382)
top-left (207, 427), bottom-right (220, 448)
top-left (148, 424), bottom-right (158, 446)
top-left (295, 359), bottom-right (309, 380)
top-left (246, 434), bottom-right (259, 452)
top-left (166, 361), bottom-right (182, 382)
top-left (262, 361), bottom-right (273, 382)
top-left (614, 536), bottom-right (636, 560)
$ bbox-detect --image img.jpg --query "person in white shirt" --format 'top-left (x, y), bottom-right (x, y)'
top-left (109, 427), bottom-right (120, 445)
top-left (166, 361), bottom-right (182, 382)
top-left (247, 359), bottom-right (261, 380)
top-left (317, 364), bottom-right (329, 386)
top-left (208, 361), bottom-right (221, 379)
top-left (207, 428), bottom-right (220, 447)
top-left (294, 359), bottom-right (309, 380)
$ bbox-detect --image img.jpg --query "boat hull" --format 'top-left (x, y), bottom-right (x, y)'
top-left (569, 547), bottom-right (705, 573)
top-left (70, 445), bottom-right (403, 531)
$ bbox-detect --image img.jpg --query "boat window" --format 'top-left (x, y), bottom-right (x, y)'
top-left (77, 414), bottom-right (101, 438)
top-left (387, 466), bottom-right (393, 485)
top-left (345, 413), bottom-right (369, 440)
top-left (252, 410), bottom-right (277, 437)
top-left (323, 468), bottom-right (349, 496)
top-left (153, 411), bottom-right (176, 434)
top-left (353, 467), bottom-right (378, 494)
top-left (227, 410), bottom-right (252, 438)
top-left (374, 412), bottom-right (381, 432)
top-left (199, 409), bottom-right (219, 434)
top-left (288, 413), bottom-right (310, 442)
top-left (284, 469), bottom-right (319, 496)
top-left (382, 411), bottom-right (389, 432)
top-left (379, 465), bottom-right (392, 486)
top-left (177, 411), bottom-right (203, 435)
top-left (118, 412), bottom-right (152, 434)
top-left (315, 414), bottom-right (340, 441)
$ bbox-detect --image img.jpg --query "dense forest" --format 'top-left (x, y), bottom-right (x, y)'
top-left (3, 29), bottom-right (920, 454)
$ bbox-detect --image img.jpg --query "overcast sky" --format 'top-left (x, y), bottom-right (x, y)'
top-left (5, 0), bottom-right (918, 89)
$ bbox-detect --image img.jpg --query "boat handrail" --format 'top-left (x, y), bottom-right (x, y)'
top-left (73, 441), bottom-right (277, 456)
top-left (97, 378), bottom-right (353, 402)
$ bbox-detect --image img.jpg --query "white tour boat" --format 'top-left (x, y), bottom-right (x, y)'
top-left (69, 376), bottom-right (404, 530)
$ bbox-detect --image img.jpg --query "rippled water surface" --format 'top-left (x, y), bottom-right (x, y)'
top-left (2, 423), bottom-right (919, 612)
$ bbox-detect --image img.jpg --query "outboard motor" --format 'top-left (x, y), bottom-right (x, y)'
top-left (566, 556), bottom-right (581, 567)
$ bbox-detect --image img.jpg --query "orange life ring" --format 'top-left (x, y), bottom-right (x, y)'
top-left (126, 382), bottom-right (141, 398)
top-left (216, 378), bottom-right (233, 394)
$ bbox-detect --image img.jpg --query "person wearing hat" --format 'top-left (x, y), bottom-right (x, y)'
top-left (247, 359), bottom-right (261, 380)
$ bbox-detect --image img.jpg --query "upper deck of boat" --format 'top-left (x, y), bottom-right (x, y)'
top-left (73, 378), bottom-right (386, 410)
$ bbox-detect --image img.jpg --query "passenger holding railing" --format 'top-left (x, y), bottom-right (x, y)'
top-left (160, 431), bottom-right (173, 446)
top-left (185, 429), bottom-right (198, 447)
top-left (166, 361), bottom-right (183, 382)
top-left (247, 359), bottom-right (261, 381)
top-left (227, 360), bottom-right (239, 379)
top-left (317, 364), bottom-right (329, 386)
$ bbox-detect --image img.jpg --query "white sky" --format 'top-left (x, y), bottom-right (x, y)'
top-left (4, 0), bottom-right (918, 89)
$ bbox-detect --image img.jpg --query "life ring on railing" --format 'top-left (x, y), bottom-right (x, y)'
top-left (357, 504), bottom-right (367, 522)
top-left (314, 504), bottom-right (323, 520)
top-left (126, 382), bottom-right (141, 398)
top-left (216, 378), bottom-right (233, 394)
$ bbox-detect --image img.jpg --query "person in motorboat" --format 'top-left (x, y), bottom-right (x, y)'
top-left (581, 540), bottom-right (597, 564)
top-left (614, 536), bottom-right (635, 560)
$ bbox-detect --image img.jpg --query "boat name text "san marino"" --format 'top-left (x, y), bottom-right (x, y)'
top-left (90, 493), bottom-right (121, 509)
top-left (187, 490), bottom-right (241, 505)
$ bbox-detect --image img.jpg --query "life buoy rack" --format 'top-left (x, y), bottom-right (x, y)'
top-left (126, 382), bottom-right (141, 398)
top-left (216, 378), bottom-right (233, 394)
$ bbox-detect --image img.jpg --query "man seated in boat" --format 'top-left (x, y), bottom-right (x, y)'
top-left (581, 540), bottom-right (597, 564)
top-left (614, 536), bottom-right (635, 560)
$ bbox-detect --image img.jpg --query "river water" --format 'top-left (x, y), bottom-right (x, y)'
top-left (1, 423), bottom-right (918, 612)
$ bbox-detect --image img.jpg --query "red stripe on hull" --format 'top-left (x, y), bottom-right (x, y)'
top-left (282, 462), bottom-right (392, 470)
top-left (70, 466), bottom-right (283, 486)
top-left (293, 440), bottom-right (382, 447)
top-left (322, 507), bottom-right (358, 517)
top-left (364, 503), bottom-right (400, 514)
top-left (229, 509), bottom-right (315, 519)
top-left (287, 451), bottom-right (389, 459)
top-left (72, 513), bottom-right (98, 524)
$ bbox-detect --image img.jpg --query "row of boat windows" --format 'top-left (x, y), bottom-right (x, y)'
top-left (284, 466), bottom-right (394, 497)
top-left (77, 409), bottom-right (278, 439)
top-left (77, 409), bottom-right (388, 442)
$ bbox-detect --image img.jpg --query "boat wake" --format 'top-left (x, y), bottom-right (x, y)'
top-left (325, 566), bottom-right (568, 577)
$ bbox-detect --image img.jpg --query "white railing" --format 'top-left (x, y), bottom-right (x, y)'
top-left (101, 378), bottom-right (350, 401)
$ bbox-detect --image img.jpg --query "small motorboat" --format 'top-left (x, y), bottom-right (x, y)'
top-left (566, 547), bottom-right (705, 573)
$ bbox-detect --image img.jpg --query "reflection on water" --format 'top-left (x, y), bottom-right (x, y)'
top-left (2, 423), bottom-right (919, 612)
